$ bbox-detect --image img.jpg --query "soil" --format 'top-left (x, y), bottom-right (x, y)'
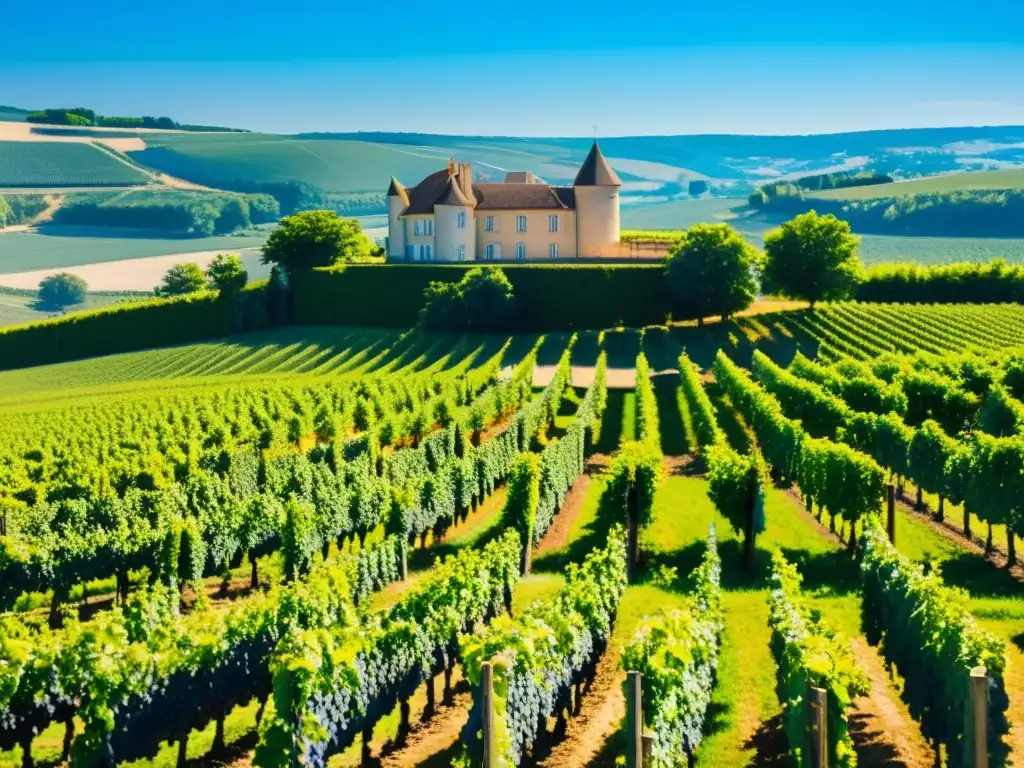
top-left (377, 670), bottom-right (471, 767)
top-left (847, 638), bottom-right (936, 768)
top-left (536, 645), bottom-right (625, 768)
top-left (662, 454), bottom-right (693, 475)
top-left (535, 473), bottom-right (591, 556)
top-left (782, 488), bottom-right (939, 768)
top-left (534, 453), bottom-right (611, 557)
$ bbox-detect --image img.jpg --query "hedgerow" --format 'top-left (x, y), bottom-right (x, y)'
top-left (292, 263), bottom-right (672, 330)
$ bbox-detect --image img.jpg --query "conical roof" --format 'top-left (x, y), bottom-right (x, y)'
top-left (387, 176), bottom-right (409, 204)
top-left (573, 141), bottom-right (621, 187)
top-left (436, 174), bottom-right (475, 207)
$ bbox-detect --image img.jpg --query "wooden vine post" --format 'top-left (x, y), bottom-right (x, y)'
top-left (886, 483), bottom-right (896, 544)
top-left (481, 661), bottom-right (497, 768)
top-left (808, 686), bottom-right (828, 768)
top-left (965, 666), bottom-right (989, 768)
top-left (626, 670), bottom-right (643, 768)
top-left (642, 730), bottom-right (655, 768)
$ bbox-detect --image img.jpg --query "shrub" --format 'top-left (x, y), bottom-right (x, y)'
top-left (418, 266), bottom-right (516, 331)
top-left (37, 273), bottom-right (87, 309)
top-left (0, 284), bottom-right (272, 371)
top-left (157, 263), bottom-right (207, 297)
top-left (206, 253), bottom-right (248, 294)
top-left (261, 210), bottom-right (374, 276)
top-left (855, 259), bottom-right (1024, 304)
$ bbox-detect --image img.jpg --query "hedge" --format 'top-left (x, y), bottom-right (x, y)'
top-left (855, 260), bottom-right (1024, 304)
top-left (291, 263), bottom-right (673, 331)
top-left (0, 283), bottom-right (271, 371)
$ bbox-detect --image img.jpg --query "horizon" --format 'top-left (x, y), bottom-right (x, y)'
top-left (1, 0), bottom-right (1023, 136)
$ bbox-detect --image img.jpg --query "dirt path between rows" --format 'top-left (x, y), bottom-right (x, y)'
top-left (534, 453), bottom-right (610, 557)
top-left (537, 644), bottom-right (625, 768)
top-left (847, 637), bottom-right (936, 768)
top-left (779, 489), bottom-right (938, 767)
top-left (378, 671), bottom-right (471, 767)
top-left (535, 474), bottom-right (592, 556)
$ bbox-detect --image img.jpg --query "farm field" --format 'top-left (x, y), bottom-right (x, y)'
top-left (0, 226), bottom-right (271, 274)
top-left (130, 134), bottom-right (461, 193)
top-left (0, 247), bottom-right (270, 293)
top-left (622, 198), bottom-right (1024, 264)
top-left (0, 141), bottom-right (150, 187)
top-left (3, 304), bottom-right (1024, 768)
top-left (1, 301), bottom-right (1023, 402)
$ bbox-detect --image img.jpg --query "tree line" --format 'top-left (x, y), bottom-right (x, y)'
top-left (51, 191), bottom-right (279, 236)
top-left (25, 107), bottom-right (244, 132)
top-left (751, 184), bottom-right (1024, 238)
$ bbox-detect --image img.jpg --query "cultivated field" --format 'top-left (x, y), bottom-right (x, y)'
top-left (1, 302), bottom-right (1022, 400)
top-left (0, 226), bottom-right (271, 274)
top-left (0, 120), bottom-right (148, 152)
top-left (0, 141), bottom-right (150, 188)
top-left (1, 304), bottom-right (1024, 768)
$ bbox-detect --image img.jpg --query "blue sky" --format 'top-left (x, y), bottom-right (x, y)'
top-left (2, 0), bottom-right (1022, 136)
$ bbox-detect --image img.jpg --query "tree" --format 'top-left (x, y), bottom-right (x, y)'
top-left (460, 267), bottom-right (515, 331)
top-left (665, 223), bottom-right (762, 324)
top-left (157, 263), bottom-right (207, 297)
top-left (206, 253), bottom-right (248, 294)
top-left (261, 210), bottom-right (373, 275)
top-left (762, 211), bottom-right (863, 308)
top-left (37, 273), bottom-right (87, 309)
top-left (418, 267), bottom-right (516, 332)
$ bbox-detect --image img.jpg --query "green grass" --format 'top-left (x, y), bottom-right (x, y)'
top-left (0, 287), bottom-right (150, 328)
top-left (0, 142), bottom-right (149, 188)
top-left (807, 169), bottom-right (1024, 200)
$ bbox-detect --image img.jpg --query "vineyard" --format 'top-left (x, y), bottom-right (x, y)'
top-left (1, 304), bottom-right (1024, 768)
top-left (4, 302), bottom-right (1024, 403)
top-left (0, 143), bottom-right (149, 188)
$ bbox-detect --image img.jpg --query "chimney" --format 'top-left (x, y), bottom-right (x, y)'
top-left (458, 163), bottom-right (473, 198)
